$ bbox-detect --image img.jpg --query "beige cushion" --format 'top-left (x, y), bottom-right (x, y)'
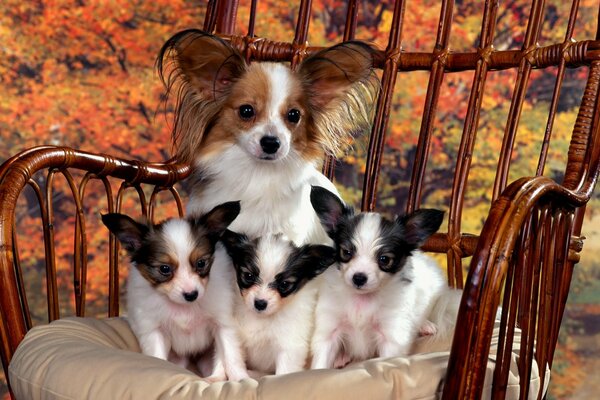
top-left (9, 317), bottom-right (548, 400)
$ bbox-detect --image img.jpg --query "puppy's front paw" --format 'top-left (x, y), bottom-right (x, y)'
top-left (227, 369), bottom-right (250, 381)
top-left (418, 320), bottom-right (438, 337)
top-left (203, 373), bottom-right (227, 383)
top-left (333, 351), bottom-right (352, 369)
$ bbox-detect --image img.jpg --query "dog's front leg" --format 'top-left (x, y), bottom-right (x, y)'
top-left (378, 337), bottom-right (411, 359)
top-left (213, 325), bottom-right (248, 381)
top-left (310, 325), bottom-right (341, 369)
top-left (139, 329), bottom-right (170, 360)
top-left (275, 345), bottom-right (308, 375)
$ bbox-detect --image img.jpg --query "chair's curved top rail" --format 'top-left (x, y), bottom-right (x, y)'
top-left (0, 146), bottom-right (191, 189)
top-left (222, 34), bottom-right (600, 72)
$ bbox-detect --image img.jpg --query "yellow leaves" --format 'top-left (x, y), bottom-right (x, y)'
top-left (378, 9), bottom-right (394, 34)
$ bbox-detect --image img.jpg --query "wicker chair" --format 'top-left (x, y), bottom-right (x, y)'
top-left (1, 1), bottom-right (599, 399)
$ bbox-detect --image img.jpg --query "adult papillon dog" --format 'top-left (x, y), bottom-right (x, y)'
top-left (308, 186), bottom-right (460, 369)
top-left (221, 231), bottom-right (336, 375)
top-left (157, 30), bottom-right (379, 244)
top-left (102, 202), bottom-right (248, 381)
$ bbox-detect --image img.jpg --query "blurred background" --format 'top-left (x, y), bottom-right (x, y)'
top-left (1, 1), bottom-right (599, 398)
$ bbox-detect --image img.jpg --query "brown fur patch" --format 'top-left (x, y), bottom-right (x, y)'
top-left (135, 230), bottom-right (180, 287)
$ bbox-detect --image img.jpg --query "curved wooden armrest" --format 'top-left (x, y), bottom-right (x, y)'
top-left (443, 176), bottom-right (588, 399)
top-left (0, 146), bottom-right (191, 368)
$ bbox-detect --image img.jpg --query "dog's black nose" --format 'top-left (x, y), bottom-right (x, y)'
top-left (183, 290), bottom-right (199, 302)
top-left (254, 299), bottom-right (268, 311)
top-left (260, 136), bottom-right (280, 154)
top-left (352, 273), bottom-right (368, 288)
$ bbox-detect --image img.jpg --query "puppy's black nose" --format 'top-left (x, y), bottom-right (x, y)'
top-left (183, 290), bottom-right (199, 302)
top-left (254, 299), bottom-right (268, 311)
top-left (260, 136), bottom-right (280, 154)
top-left (352, 273), bottom-right (368, 288)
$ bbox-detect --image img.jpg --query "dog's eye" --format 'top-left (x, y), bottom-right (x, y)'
top-left (159, 264), bottom-right (172, 276)
top-left (195, 259), bottom-right (208, 272)
top-left (278, 280), bottom-right (294, 294)
top-left (242, 271), bottom-right (256, 283)
top-left (239, 104), bottom-right (255, 120)
top-left (339, 247), bottom-right (353, 262)
top-left (287, 109), bottom-right (301, 123)
top-left (378, 255), bottom-right (394, 269)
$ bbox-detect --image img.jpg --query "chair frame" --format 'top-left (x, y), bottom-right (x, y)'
top-left (2, 1), bottom-right (600, 399)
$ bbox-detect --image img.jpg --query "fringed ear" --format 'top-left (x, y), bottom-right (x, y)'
top-left (298, 41), bottom-right (380, 155)
top-left (396, 209), bottom-right (444, 249)
top-left (310, 186), bottom-right (353, 238)
top-left (157, 29), bottom-right (246, 163)
top-left (101, 213), bottom-right (149, 254)
top-left (158, 29), bottom-right (246, 101)
top-left (294, 244), bottom-right (337, 278)
top-left (193, 201), bottom-right (241, 242)
top-left (220, 229), bottom-right (255, 269)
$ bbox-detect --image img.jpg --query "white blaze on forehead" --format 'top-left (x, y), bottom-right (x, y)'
top-left (353, 213), bottom-right (384, 257)
top-left (162, 219), bottom-right (196, 270)
top-left (256, 234), bottom-right (293, 283)
top-left (264, 63), bottom-right (293, 120)
top-left (160, 219), bottom-right (202, 296)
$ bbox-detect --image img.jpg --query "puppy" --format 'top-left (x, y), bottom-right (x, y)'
top-left (309, 186), bottom-right (453, 369)
top-left (221, 231), bottom-right (336, 375)
top-left (101, 202), bottom-right (248, 381)
top-left (157, 30), bottom-right (378, 245)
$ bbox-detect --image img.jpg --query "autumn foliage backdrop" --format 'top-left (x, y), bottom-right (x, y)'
top-left (1, 1), bottom-right (600, 398)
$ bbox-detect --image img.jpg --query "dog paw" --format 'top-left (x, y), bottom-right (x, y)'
top-left (333, 351), bottom-right (352, 369)
top-left (418, 320), bottom-right (438, 337)
top-left (226, 369), bottom-right (250, 381)
top-left (203, 373), bottom-right (227, 383)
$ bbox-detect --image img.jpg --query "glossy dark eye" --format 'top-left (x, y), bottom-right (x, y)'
top-left (159, 264), bottom-right (172, 275)
top-left (339, 247), bottom-right (353, 262)
top-left (239, 104), bottom-right (255, 120)
top-left (378, 254), bottom-right (394, 269)
top-left (278, 280), bottom-right (294, 294)
top-left (287, 108), bottom-right (301, 123)
top-left (196, 259), bottom-right (207, 272)
top-left (242, 271), bottom-right (256, 283)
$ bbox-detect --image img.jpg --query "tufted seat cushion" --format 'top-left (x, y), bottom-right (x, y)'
top-left (9, 317), bottom-right (548, 399)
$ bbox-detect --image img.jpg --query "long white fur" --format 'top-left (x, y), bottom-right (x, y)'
top-left (311, 214), bottom-right (456, 369)
top-left (187, 64), bottom-right (337, 245)
top-left (411, 288), bottom-right (463, 354)
top-left (233, 235), bottom-right (317, 375)
top-left (126, 220), bottom-right (247, 381)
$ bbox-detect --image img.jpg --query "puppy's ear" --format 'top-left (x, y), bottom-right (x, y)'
top-left (294, 244), bottom-right (337, 279)
top-left (220, 229), bottom-right (254, 268)
top-left (101, 213), bottom-right (148, 254)
top-left (310, 186), bottom-right (352, 238)
top-left (195, 201), bottom-right (241, 241)
top-left (298, 41), bottom-right (374, 109)
top-left (158, 29), bottom-right (246, 101)
top-left (396, 209), bottom-right (444, 249)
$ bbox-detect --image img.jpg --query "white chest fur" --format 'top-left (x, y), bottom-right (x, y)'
top-left (235, 285), bottom-right (317, 374)
top-left (187, 147), bottom-right (337, 245)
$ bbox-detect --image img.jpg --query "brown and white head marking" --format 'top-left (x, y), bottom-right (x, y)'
top-left (221, 232), bottom-right (336, 316)
top-left (157, 29), bottom-right (379, 164)
top-left (101, 201), bottom-right (240, 304)
top-left (310, 186), bottom-right (444, 294)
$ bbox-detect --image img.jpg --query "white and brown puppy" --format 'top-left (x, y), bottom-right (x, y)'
top-left (101, 202), bottom-right (248, 381)
top-left (221, 231), bottom-right (336, 375)
top-left (157, 30), bottom-right (378, 245)
top-left (309, 186), bottom-right (456, 369)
